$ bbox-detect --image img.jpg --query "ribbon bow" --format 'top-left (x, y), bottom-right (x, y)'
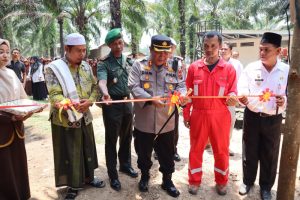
top-left (168, 91), bottom-right (182, 115)
top-left (259, 88), bottom-right (274, 102)
top-left (56, 99), bottom-right (79, 122)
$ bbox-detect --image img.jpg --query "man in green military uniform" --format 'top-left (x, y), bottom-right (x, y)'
top-left (45, 33), bottom-right (105, 200)
top-left (97, 28), bottom-right (138, 192)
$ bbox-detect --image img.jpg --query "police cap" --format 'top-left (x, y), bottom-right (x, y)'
top-left (151, 35), bottom-right (171, 52)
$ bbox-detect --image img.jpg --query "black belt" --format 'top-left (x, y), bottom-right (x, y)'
top-left (110, 94), bottom-right (130, 100)
top-left (258, 112), bottom-right (274, 117)
top-left (247, 108), bottom-right (281, 118)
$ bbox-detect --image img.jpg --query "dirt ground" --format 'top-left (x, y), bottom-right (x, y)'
top-left (24, 105), bottom-right (300, 200)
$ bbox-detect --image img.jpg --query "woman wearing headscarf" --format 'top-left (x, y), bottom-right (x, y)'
top-left (30, 56), bottom-right (48, 100)
top-left (23, 58), bottom-right (32, 96)
top-left (0, 38), bottom-right (31, 200)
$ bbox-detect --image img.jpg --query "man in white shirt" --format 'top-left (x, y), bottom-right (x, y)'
top-left (238, 32), bottom-right (289, 200)
top-left (221, 42), bottom-right (244, 156)
top-left (232, 51), bottom-right (240, 60)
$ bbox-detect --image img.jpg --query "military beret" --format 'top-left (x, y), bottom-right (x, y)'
top-left (105, 28), bottom-right (122, 45)
top-left (151, 35), bottom-right (171, 52)
top-left (261, 32), bottom-right (282, 47)
top-left (65, 33), bottom-right (86, 45)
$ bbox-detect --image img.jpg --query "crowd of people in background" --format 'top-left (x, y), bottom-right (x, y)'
top-left (6, 51), bottom-right (53, 100)
top-left (5, 51), bottom-right (104, 101)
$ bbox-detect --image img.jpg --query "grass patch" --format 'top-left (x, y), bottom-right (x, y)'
top-left (24, 111), bottom-right (51, 136)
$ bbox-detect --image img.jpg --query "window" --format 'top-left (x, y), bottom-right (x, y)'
top-left (240, 42), bottom-right (254, 47)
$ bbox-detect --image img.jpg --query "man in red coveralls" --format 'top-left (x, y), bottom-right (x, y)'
top-left (183, 31), bottom-right (238, 196)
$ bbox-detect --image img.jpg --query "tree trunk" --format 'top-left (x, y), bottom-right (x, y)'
top-left (188, 15), bottom-right (197, 62)
top-left (0, 25), bottom-right (3, 38)
top-left (58, 17), bottom-right (64, 57)
top-left (178, 0), bottom-right (186, 59)
top-left (50, 45), bottom-right (55, 58)
top-left (110, 0), bottom-right (122, 29)
top-left (276, 1), bottom-right (300, 199)
top-left (131, 33), bottom-right (138, 59)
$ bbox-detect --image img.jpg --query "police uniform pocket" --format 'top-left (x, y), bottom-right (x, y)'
top-left (108, 68), bottom-right (118, 80)
top-left (164, 76), bottom-right (178, 93)
top-left (140, 74), bottom-right (154, 93)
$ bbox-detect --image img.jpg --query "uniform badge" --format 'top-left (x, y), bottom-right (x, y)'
top-left (255, 74), bottom-right (263, 86)
top-left (145, 75), bottom-right (150, 80)
top-left (113, 77), bottom-right (118, 84)
top-left (144, 66), bottom-right (151, 71)
top-left (168, 84), bottom-right (174, 90)
top-left (168, 67), bottom-right (174, 72)
top-left (144, 82), bottom-right (150, 89)
top-left (169, 78), bottom-right (173, 82)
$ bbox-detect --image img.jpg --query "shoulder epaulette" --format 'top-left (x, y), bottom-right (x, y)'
top-left (81, 60), bottom-right (88, 65)
top-left (135, 56), bottom-right (147, 62)
top-left (100, 54), bottom-right (110, 61)
top-left (173, 55), bottom-right (183, 60)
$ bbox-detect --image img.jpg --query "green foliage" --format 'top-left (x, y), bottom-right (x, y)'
top-left (122, 0), bottom-right (147, 55)
top-left (0, 0), bottom-right (290, 59)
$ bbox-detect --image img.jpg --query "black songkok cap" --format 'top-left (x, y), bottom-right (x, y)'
top-left (151, 35), bottom-right (171, 52)
top-left (260, 32), bottom-right (282, 47)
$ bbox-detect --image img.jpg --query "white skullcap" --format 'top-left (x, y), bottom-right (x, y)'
top-left (65, 33), bottom-right (86, 45)
top-left (170, 37), bottom-right (177, 46)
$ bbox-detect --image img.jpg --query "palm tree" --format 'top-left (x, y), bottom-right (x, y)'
top-left (62, 0), bottom-right (107, 47)
top-left (42, 0), bottom-right (66, 57)
top-left (247, 0), bottom-right (288, 30)
top-left (2, 0), bottom-right (108, 56)
top-left (178, 0), bottom-right (186, 59)
top-left (110, 0), bottom-right (122, 28)
top-left (122, 0), bottom-right (147, 57)
top-left (218, 0), bottom-right (253, 29)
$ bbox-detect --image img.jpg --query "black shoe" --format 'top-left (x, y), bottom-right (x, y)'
top-left (110, 179), bottom-right (121, 191)
top-left (119, 166), bottom-right (138, 178)
top-left (161, 181), bottom-right (180, 197)
top-left (87, 176), bottom-right (106, 188)
top-left (65, 187), bottom-right (78, 200)
top-left (174, 153), bottom-right (181, 162)
top-left (229, 149), bottom-right (235, 156)
top-left (260, 189), bottom-right (272, 200)
top-left (138, 179), bottom-right (149, 192)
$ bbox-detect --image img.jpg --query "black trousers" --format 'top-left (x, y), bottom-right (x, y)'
top-left (102, 102), bottom-right (133, 179)
top-left (174, 111), bottom-right (179, 154)
top-left (242, 108), bottom-right (283, 191)
top-left (133, 128), bottom-right (175, 175)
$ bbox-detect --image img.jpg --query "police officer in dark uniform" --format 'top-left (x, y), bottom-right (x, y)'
top-left (97, 28), bottom-right (138, 192)
top-left (169, 38), bottom-right (185, 162)
top-left (128, 35), bottom-right (187, 197)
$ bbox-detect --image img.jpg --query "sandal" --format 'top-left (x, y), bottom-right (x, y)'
top-left (65, 187), bottom-right (78, 200)
top-left (88, 176), bottom-right (106, 188)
